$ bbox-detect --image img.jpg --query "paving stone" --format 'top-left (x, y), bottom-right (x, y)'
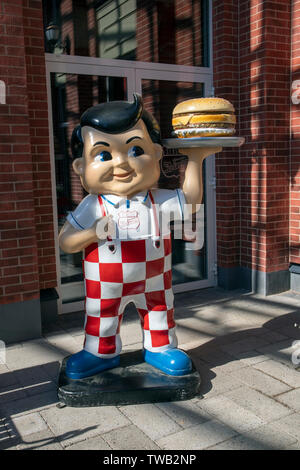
top-left (156, 419), bottom-right (237, 450)
top-left (179, 338), bottom-right (209, 353)
top-left (0, 417), bottom-right (11, 447)
top-left (2, 289), bottom-right (300, 451)
top-left (5, 340), bottom-right (65, 370)
top-left (219, 336), bottom-right (270, 356)
top-left (14, 365), bottom-right (52, 386)
top-left (208, 422), bottom-right (297, 450)
top-left (228, 366), bottom-right (292, 396)
top-left (61, 325), bottom-right (84, 337)
top-left (257, 340), bottom-right (297, 367)
top-left (190, 345), bottom-right (240, 368)
top-left (0, 365), bottom-right (19, 388)
top-left (235, 351), bottom-right (270, 366)
top-left (0, 390), bottom-right (59, 418)
top-left (66, 436), bottom-right (111, 450)
top-left (0, 415), bottom-right (21, 450)
top-left (271, 413), bottom-right (300, 441)
top-left (44, 331), bottom-right (78, 342)
top-left (197, 395), bottom-right (264, 433)
top-left (210, 359), bottom-right (249, 375)
top-left (252, 328), bottom-right (289, 344)
top-left (40, 362), bottom-right (60, 381)
top-left (289, 442), bottom-right (300, 450)
top-left (225, 386), bottom-right (293, 422)
top-left (16, 430), bottom-right (63, 450)
top-left (24, 381), bottom-right (57, 397)
top-left (156, 400), bottom-right (212, 428)
top-left (11, 412), bottom-right (48, 437)
top-left (0, 384), bottom-right (27, 404)
top-left (175, 317), bottom-right (226, 344)
top-left (1, 415), bottom-right (17, 437)
top-left (103, 424), bottom-right (160, 450)
top-left (227, 296), bottom-right (294, 320)
top-left (253, 359), bottom-right (300, 388)
top-left (0, 435), bottom-right (19, 450)
top-left (40, 405), bottom-right (130, 448)
top-left (72, 334), bottom-right (85, 346)
top-left (275, 388), bottom-right (300, 411)
top-left (118, 322), bottom-right (144, 348)
top-left (13, 366), bottom-right (57, 396)
top-left (200, 370), bottom-right (244, 399)
top-left (274, 325), bottom-right (300, 340)
top-left (44, 332), bottom-right (81, 355)
top-left (122, 342), bottom-right (142, 351)
top-left (119, 403), bottom-right (181, 441)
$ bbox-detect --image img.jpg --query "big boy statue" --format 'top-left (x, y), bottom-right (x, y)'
top-left (59, 94), bottom-right (220, 380)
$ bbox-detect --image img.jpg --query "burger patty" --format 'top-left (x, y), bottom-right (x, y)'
top-left (174, 127), bottom-right (236, 137)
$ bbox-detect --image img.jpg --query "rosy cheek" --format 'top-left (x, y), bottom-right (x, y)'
top-left (90, 161), bottom-right (105, 170)
top-left (130, 155), bottom-right (153, 171)
top-left (84, 164), bottom-right (104, 182)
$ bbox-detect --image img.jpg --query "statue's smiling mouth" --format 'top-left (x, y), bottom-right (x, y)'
top-left (113, 170), bottom-right (134, 178)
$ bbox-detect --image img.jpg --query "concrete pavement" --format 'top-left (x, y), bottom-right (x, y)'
top-left (0, 287), bottom-right (299, 450)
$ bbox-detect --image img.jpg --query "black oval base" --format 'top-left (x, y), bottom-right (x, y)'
top-left (57, 350), bottom-right (201, 407)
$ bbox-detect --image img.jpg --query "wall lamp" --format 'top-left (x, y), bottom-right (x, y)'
top-left (45, 22), bottom-right (70, 54)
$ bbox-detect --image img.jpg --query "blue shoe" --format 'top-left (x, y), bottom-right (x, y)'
top-left (65, 350), bottom-right (120, 379)
top-left (143, 349), bottom-right (192, 376)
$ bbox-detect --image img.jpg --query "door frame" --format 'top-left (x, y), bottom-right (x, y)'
top-left (45, 54), bottom-right (216, 314)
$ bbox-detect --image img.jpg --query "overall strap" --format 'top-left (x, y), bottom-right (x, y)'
top-left (98, 194), bottom-right (107, 217)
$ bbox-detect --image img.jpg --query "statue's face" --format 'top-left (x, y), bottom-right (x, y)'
top-left (73, 120), bottom-right (163, 197)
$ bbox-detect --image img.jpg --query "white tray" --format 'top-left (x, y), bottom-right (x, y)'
top-left (162, 136), bottom-right (245, 149)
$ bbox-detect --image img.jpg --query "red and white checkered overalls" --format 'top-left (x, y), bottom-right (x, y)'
top-left (83, 191), bottom-right (178, 358)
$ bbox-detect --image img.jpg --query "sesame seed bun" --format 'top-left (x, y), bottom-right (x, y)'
top-left (172, 97), bottom-right (236, 138)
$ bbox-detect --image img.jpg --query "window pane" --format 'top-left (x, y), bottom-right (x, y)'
top-left (141, 79), bottom-right (207, 284)
top-left (50, 72), bottom-right (127, 303)
top-left (43, 0), bottom-right (209, 66)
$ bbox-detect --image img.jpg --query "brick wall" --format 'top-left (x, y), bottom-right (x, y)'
top-left (239, 0), bottom-right (291, 275)
top-left (0, 0), bottom-right (57, 304)
top-left (213, 0), bottom-right (240, 270)
top-left (136, 0), bottom-right (159, 63)
top-left (290, 0), bottom-right (300, 263)
top-left (213, 0), bottom-right (291, 283)
top-left (1, 0), bottom-right (296, 311)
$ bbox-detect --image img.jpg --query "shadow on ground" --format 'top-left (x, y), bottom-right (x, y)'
top-left (0, 288), bottom-right (299, 449)
top-left (188, 311), bottom-right (300, 397)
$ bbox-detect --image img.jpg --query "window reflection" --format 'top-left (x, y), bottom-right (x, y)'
top-left (141, 79), bottom-right (207, 285)
top-left (43, 0), bottom-right (209, 67)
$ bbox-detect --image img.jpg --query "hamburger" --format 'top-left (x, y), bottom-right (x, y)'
top-left (172, 97), bottom-right (236, 138)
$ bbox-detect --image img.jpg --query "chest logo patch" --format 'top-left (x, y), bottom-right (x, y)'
top-left (118, 210), bottom-right (140, 230)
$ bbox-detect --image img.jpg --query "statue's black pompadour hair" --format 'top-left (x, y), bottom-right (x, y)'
top-left (71, 94), bottom-right (161, 158)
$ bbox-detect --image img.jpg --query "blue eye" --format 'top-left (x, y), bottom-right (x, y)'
top-left (95, 151), bottom-right (112, 162)
top-left (128, 146), bottom-right (144, 158)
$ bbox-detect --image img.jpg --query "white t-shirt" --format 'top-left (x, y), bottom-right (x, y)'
top-left (67, 188), bottom-right (186, 241)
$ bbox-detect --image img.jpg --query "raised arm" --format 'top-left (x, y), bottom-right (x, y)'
top-left (181, 146), bottom-right (222, 213)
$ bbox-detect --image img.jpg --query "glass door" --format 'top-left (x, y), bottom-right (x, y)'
top-left (46, 56), bottom-right (215, 314)
top-left (137, 72), bottom-right (216, 294)
top-left (47, 66), bottom-right (132, 311)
